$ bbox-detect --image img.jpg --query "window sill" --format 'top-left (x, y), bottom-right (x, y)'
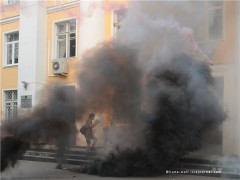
top-left (55, 57), bottom-right (78, 60)
top-left (197, 39), bottom-right (224, 44)
top-left (68, 57), bottom-right (78, 60)
top-left (3, 64), bottom-right (18, 68)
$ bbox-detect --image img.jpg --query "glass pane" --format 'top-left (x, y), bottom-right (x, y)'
top-left (57, 22), bottom-right (66, 33)
top-left (14, 43), bottom-right (19, 63)
top-left (5, 92), bottom-right (11, 101)
top-left (7, 44), bottom-right (13, 65)
top-left (13, 91), bottom-right (18, 100)
top-left (69, 20), bottom-right (76, 31)
top-left (58, 40), bottom-right (66, 58)
top-left (6, 32), bottom-right (18, 42)
top-left (209, 14), bottom-right (223, 40)
top-left (7, 34), bottom-right (14, 42)
top-left (69, 38), bottom-right (76, 57)
top-left (13, 32), bottom-right (19, 41)
top-left (58, 35), bottom-right (66, 40)
top-left (69, 33), bottom-right (75, 40)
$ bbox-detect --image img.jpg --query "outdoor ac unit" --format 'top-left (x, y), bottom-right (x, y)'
top-left (52, 59), bottom-right (68, 75)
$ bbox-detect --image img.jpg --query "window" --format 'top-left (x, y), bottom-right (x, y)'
top-left (208, 1), bottom-right (224, 40)
top-left (5, 0), bottom-right (16, 5)
top-left (3, 90), bottom-right (18, 120)
top-left (193, 1), bottom-right (224, 42)
top-left (56, 19), bottom-right (76, 59)
top-left (113, 10), bottom-right (127, 40)
top-left (4, 31), bottom-right (19, 66)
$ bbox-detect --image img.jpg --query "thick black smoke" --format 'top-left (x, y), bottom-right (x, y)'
top-left (0, 85), bottom-right (75, 171)
top-left (76, 43), bottom-right (142, 122)
top-left (79, 52), bottom-right (226, 177)
top-left (0, 137), bottom-right (29, 172)
top-left (0, 43), bottom-right (225, 174)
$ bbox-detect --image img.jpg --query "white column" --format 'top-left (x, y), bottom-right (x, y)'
top-left (79, 1), bottom-right (106, 55)
top-left (18, 0), bottom-right (47, 111)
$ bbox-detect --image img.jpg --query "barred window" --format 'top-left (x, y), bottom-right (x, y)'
top-left (4, 90), bottom-right (18, 120)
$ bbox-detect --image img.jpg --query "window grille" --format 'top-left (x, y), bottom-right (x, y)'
top-left (4, 90), bottom-right (18, 120)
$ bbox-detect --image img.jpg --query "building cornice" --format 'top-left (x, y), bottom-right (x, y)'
top-left (0, 16), bottom-right (19, 25)
top-left (47, 0), bottom-right (80, 13)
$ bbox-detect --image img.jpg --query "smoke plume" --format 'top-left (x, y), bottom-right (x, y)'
top-left (78, 46), bottom-right (225, 177)
top-left (0, 1), bottom-right (226, 175)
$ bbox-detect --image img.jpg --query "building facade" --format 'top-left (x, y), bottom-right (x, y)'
top-left (0, 0), bottom-right (240, 156)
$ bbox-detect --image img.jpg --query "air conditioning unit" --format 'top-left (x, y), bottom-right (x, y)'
top-left (52, 59), bottom-right (68, 75)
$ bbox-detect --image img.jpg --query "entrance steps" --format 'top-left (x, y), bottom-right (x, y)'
top-left (20, 146), bottom-right (100, 165)
top-left (20, 147), bottom-right (240, 179)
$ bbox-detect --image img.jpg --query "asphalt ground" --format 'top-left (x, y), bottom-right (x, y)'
top-left (1, 160), bottom-right (238, 180)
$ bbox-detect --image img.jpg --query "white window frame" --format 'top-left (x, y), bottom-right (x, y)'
top-left (53, 18), bottom-right (77, 60)
top-left (2, 89), bottom-right (18, 120)
top-left (3, 30), bottom-right (19, 67)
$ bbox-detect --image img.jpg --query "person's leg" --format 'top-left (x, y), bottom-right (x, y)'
top-left (85, 135), bottom-right (91, 153)
top-left (91, 134), bottom-right (97, 148)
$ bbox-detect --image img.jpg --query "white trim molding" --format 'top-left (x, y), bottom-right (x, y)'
top-left (47, 0), bottom-right (80, 13)
top-left (0, 16), bottom-right (20, 25)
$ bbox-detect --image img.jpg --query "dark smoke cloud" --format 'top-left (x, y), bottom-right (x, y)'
top-left (1, 137), bottom-right (29, 172)
top-left (1, 85), bottom-right (75, 171)
top-left (0, 1), bottom-right (226, 175)
top-left (79, 49), bottom-right (226, 177)
top-left (76, 44), bottom-right (142, 121)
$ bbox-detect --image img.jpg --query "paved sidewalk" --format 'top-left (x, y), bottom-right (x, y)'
top-left (0, 161), bottom-right (237, 180)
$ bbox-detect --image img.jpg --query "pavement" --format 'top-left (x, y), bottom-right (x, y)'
top-left (0, 160), bottom-right (238, 180)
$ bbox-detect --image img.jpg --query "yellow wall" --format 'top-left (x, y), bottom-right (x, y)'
top-left (0, 21), bottom-right (19, 121)
top-left (0, 0), bottom-right (20, 19)
top-left (47, 0), bottom-right (75, 8)
top-left (105, 8), bottom-right (112, 41)
top-left (47, 6), bottom-right (80, 84)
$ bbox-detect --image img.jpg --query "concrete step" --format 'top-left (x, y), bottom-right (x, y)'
top-left (20, 147), bottom-right (100, 166)
top-left (20, 148), bottom-right (240, 179)
top-left (24, 150), bottom-right (99, 161)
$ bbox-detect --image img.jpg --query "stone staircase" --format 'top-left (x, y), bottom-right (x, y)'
top-left (20, 146), bottom-right (100, 166)
top-left (20, 147), bottom-right (240, 179)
